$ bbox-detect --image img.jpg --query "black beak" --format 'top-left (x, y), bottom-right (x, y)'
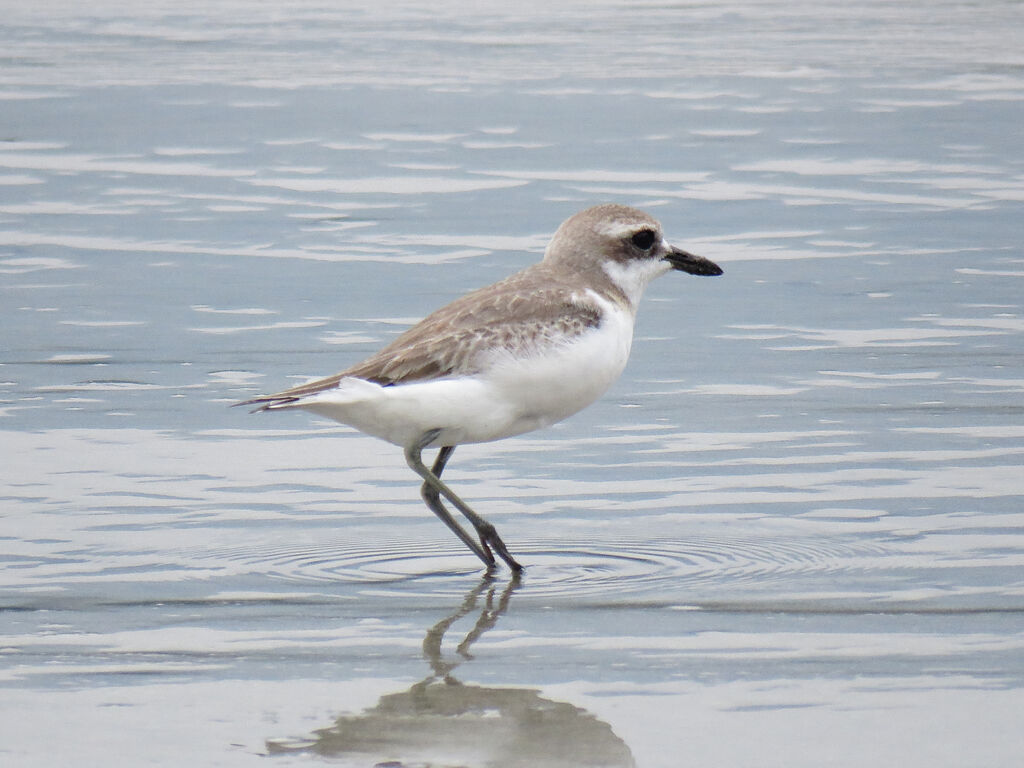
top-left (664, 246), bottom-right (723, 276)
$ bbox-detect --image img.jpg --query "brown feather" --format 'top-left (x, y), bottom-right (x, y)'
top-left (237, 262), bottom-right (605, 408)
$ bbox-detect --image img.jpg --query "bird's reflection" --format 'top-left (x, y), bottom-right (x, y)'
top-left (267, 574), bottom-right (634, 767)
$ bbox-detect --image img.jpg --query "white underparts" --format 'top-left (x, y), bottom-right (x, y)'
top-left (289, 296), bottom-right (637, 450)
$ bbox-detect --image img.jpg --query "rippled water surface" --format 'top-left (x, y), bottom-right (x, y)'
top-left (2, 1), bottom-right (1023, 766)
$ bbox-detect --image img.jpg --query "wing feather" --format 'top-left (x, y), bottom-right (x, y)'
top-left (236, 265), bottom-right (603, 410)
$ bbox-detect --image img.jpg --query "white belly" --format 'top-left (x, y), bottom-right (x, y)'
top-left (298, 302), bottom-right (636, 449)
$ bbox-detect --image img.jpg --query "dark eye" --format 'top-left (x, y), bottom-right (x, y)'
top-left (631, 229), bottom-right (656, 250)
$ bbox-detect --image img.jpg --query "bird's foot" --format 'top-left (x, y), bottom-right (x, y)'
top-left (477, 525), bottom-right (523, 572)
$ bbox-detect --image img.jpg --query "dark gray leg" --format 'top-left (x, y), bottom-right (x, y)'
top-left (404, 431), bottom-right (524, 572)
top-left (419, 445), bottom-right (495, 568)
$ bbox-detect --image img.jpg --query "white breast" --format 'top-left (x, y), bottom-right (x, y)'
top-left (479, 296), bottom-right (634, 441)
top-left (297, 292), bottom-right (636, 449)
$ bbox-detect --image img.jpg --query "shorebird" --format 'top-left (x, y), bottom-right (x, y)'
top-left (238, 204), bottom-right (723, 571)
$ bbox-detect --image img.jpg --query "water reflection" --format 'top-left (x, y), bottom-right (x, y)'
top-left (267, 576), bottom-right (635, 767)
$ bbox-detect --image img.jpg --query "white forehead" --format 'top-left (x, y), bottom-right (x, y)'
top-left (592, 216), bottom-right (660, 240)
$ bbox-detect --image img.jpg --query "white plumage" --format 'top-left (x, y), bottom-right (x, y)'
top-left (238, 204), bottom-right (723, 571)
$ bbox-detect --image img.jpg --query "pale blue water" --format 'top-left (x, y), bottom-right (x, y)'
top-left (2, 2), bottom-right (1023, 766)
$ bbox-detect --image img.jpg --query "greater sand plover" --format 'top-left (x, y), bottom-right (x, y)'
top-left (238, 204), bottom-right (723, 571)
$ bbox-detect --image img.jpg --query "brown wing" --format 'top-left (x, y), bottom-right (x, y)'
top-left (237, 265), bottom-right (602, 409)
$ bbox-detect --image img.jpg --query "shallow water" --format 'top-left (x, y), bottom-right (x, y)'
top-left (2, 1), bottom-right (1023, 766)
